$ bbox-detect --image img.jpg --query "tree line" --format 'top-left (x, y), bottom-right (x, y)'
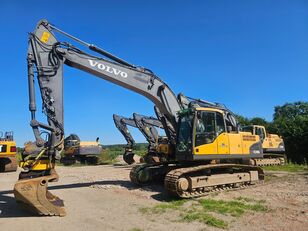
top-left (236, 101), bottom-right (308, 164)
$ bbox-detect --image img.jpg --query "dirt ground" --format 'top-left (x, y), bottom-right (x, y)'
top-left (0, 159), bottom-right (307, 231)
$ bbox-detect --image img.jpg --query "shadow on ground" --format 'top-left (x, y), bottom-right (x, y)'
top-left (0, 178), bottom-right (171, 218)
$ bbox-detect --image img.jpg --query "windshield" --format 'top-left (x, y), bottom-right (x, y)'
top-left (176, 113), bottom-right (193, 153)
top-left (241, 126), bottom-right (253, 134)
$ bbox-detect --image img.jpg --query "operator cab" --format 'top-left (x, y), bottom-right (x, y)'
top-left (241, 125), bottom-right (266, 140)
top-left (176, 107), bottom-right (238, 160)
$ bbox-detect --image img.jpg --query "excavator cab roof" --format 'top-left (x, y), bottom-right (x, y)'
top-left (177, 107), bottom-right (226, 117)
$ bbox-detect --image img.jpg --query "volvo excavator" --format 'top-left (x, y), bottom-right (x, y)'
top-left (14, 19), bottom-right (264, 216)
top-left (113, 114), bottom-right (137, 164)
top-left (132, 113), bottom-right (171, 164)
top-left (113, 114), bottom-right (163, 164)
top-left (241, 125), bottom-right (286, 166)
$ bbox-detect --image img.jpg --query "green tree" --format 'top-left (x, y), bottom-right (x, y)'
top-left (271, 102), bottom-right (308, 164)
top-left (249, 117), bottom-right (269, 129)
top-left (236, 115), bottom-right (269, 130)
top-left (235, 115), bottom-right (250, 126)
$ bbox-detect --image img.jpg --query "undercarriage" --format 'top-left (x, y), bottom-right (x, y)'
top-left (130, 162), bottom-right (264, 198)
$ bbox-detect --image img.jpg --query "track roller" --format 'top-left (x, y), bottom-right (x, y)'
top-left (164, 164), bottom-right (264, 198)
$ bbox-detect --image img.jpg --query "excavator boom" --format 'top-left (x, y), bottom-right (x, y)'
top-left (15, 19), bottom-right (264, 216)
top-left (113, 113), bottom-right (163, 164)
top-left (16, 19), bottom-right (182, 215)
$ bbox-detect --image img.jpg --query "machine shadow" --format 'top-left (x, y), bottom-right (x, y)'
top-left (0, 179), bottom-right (171, 218)
top-left (0, 191), bottom-right (35, 218)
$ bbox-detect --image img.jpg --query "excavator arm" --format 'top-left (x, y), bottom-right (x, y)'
top-left (140, 113), bottom-right (163, 129)
top-left (15, 19), bottom-right (182, 216)
top-left (113, 114), bottom-right (136, 148)
top-left (27, 19), bottom-right (181, 155)
top-left (113, 113), bottom-right (164, 164)
top-left (15, 19), bottom-right (265, 217)
top-left (133, 113), bottom-right (160, 151)
top-left (113, 114), bottom-right (137, 164)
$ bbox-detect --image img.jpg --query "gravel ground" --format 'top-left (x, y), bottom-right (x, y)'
top-left (0, 160), bottom-right (307, 231)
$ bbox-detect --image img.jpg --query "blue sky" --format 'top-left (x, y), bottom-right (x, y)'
top-left (0, 0), bottom-right (307, 146)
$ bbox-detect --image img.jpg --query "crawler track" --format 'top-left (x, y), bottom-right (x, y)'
top-left (164, 164), bottom-right (264, 198)
top-left (130, 163), bottom-right (264, 198)
top-left (130, 163), bottom-right (174, 184)
top-left (130, 164), bottom-right (150, 184)
top-left (252, 154), bottom-right (286, 166)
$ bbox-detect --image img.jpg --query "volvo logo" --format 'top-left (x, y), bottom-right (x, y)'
top-left (88, 59), bottom-right (128, 78)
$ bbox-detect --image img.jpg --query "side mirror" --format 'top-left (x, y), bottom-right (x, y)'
top-left (227, 126), bottom-right (232, 132)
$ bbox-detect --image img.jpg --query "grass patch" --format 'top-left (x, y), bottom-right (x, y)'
top-left (139, 199), bottom-right (186, 214)
top-left (182, 212), bottom-right (227, 229)
top-left (263, 163), bottom-right (308, 172)
top-left (98, 149), bottom-right (119, 164)
top-left (198, 199), bottom-right (267, 217)
top-left (140, 198), bottom-right (268, 229)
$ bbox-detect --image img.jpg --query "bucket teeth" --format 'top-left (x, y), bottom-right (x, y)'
top-left (13, 170), bottom-right (66, 216)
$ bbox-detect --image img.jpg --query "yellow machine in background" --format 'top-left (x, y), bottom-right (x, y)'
top-left (60, 134), bottom-right (103, 165)
top-left (0, 131), bottom-right (18, 172)
top-left (241, 125), bottom-right (285, 165)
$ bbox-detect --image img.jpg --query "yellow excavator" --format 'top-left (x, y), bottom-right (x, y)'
top-left (0, 131), bottom-right (17, 172)
top-left (61, 134), bottom-right (102, 165)
top-left (241, 125), bottom-right (285, 166)
top-left (13, 19), bottom-right (264, 216)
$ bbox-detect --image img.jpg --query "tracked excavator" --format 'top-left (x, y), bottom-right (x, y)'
top-left (14, 19), bottom-right (264, 216)
top-left (241, 125), bottom-right (286, 166)
top-left (113, 114), bottom-right (163, 164)
top-left (132, 113), bottom-right (171, 164)
top-left (113, 114), bottom-right (137, 164)
top-left (61, 134), bottom-right (103, 165)
top-left (0, 131), bottom-right (18, 172)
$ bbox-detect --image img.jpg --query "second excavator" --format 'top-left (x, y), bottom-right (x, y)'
top-left (241, 125), bottom-right (285, 166)
top-left (14, 19), bottom-right (264, 216)
top-left (113, 114), bottom-right (163, 164)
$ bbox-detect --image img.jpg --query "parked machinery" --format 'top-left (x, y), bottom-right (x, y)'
top-left (241, 125), bottom-right (285, 166)
top-left (113, 114), bottom-right (162, 164)
top-left (61, 134), bottom-right (103, 165)
top-left (14, 20), bottom-right (264, 216)
top-left (0, 131), bottom-right (17, 172)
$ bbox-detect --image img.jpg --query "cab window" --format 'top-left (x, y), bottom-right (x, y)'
top-left (255, 127), bottom-right (265, 140)
top-left (195, 112), bottom-right (225, 147)
top-left (242, 126), bottom-right (253, 134)
top-left (216, 113), bottom-right (225, 135)
top-left (0, 144), bottom-right (7, 152)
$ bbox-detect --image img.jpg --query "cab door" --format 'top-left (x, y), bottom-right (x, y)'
top-left (193, 111), bottom-right (217, 154)
top-left (216, 113), bottom-right (229, 154)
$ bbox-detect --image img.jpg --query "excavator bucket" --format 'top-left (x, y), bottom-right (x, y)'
top-left (123, 152), bottom-right (135, 165)
top-left (13, 169), bottom-right (66, 216)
